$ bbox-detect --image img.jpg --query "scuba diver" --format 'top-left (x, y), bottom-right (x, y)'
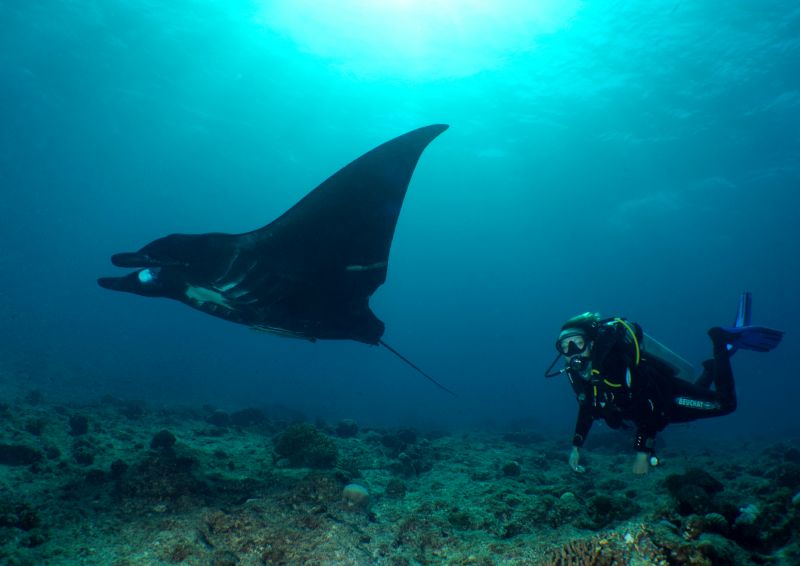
top-left (544, 292), bottom-right (784, 475)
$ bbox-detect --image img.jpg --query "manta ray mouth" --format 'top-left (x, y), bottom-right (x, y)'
top-left (111, 252), bottom-right (183, 268)
top-left (97, 267), bottom-right (161, 292)
top-left (97, 275), bottom-right (128, 291)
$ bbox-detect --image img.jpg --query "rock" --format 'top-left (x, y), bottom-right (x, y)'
top-left (150, 430), bottom-right (177, 450)
top-left (85, 469), bottom-right (108, 485)
top-left (335, 419), bottom-right (359, 438)
top-left (502, 460), bottom-right (522, 477)
top-left (44, 446), bottom-right (61, 460)
top-left (274, 423), bottom-right (338, 469)
top-left (69, 414), bottom-right (89, 436)
top-left (0, 444), bottom-right (43, 466)
top-left (110, 459), bottom-right (129, 479)
top-left (25, 390), bottom-right (44, 404)
top-left (24, 418), bottom-right (46, 436)
top-left (448, 509), bottom-right (475, 530)
top-left (385, 478), bottom-right (407, 498)
top-left (74, 447), bottom-right (95, 465)
top-left (397, 429), bottom-right (417, 445)
top-left (587, 494), bottom-right (640, 529)
top-left (207, 410), bottom-right (231, 427)
top-left (0, 501), bottom-right (40, 531)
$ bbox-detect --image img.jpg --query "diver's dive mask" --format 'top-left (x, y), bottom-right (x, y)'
top-left (544, 331), bottom-right (592, 378)
top-left (556, 332), bottom-right (588, 356)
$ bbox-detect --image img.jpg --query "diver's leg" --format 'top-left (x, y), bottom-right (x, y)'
top-left (694, 360), bottom-right (715, 389)
top-left (668, 333), bottom-right (736, 423)
top-left (707, 327), bottom-right (736, 410)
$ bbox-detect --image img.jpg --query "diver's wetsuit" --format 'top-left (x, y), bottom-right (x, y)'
top-left (569, 321), bottom-right (736, 455)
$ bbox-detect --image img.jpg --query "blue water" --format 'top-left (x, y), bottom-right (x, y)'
top-left (1, 1), bottom-right (797, 439)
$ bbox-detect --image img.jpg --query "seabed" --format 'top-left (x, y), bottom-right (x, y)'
top-left (1, 393), bottom-right (799, 565)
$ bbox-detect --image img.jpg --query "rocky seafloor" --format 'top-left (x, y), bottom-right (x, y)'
top-left (1, 392), bottom-right (799, 565)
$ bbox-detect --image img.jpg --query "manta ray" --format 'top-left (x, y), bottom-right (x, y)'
top-left (98, 124), bottom-right (455, 395)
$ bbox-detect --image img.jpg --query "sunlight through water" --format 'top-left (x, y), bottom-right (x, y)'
top-left (257, 0), bottom-right (583, 80)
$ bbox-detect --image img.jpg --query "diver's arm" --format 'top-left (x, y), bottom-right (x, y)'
top-left (633, 427), bottom-right (656, 454)
top-left (573, 404), bottom-right (593, 448)
top-left (632, 427), bottom-right (657, 475)
top-left (569, 446), bottom-right (584, 473)
top-left (569, 404), bottom-right (593, 473)
top-left (632, 451), bottom-right (650, 475)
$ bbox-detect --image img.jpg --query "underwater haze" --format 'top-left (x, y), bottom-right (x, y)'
top-left (1, 0), bottom-right (799, 439)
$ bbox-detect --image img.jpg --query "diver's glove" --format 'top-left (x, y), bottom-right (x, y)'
top-left (709, 325), bottom-right (784, 353)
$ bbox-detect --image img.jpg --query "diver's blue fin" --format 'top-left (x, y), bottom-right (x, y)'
top-left (717, 292), bottom-right (782, 353)
top-left (735, 291), bottom-right (752, 327)
top-left (727, 291), bottom-right (752, 355)
top-left (711, 325), bottom-right (784, 353)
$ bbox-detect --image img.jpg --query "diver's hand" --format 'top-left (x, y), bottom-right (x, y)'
top-left (632, 452), bottom-right (650, 475)
top-left (569, 446), bottom-right (585, 473)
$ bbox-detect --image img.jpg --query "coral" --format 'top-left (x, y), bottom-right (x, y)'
top-left (117, 449), bottom-right (203, 503)
top-left (664, 468), bottom-right (724, 516)
top-left (730, 497), bottom-right (796, 552)
top-left (665, 468), bottom-right (724, 496)
top-left (230, 408), bottom-right (265, 427)
top-left (379, 428), bottom-right (418, 455)
top-left (550, 492), bottom-right (584, 528)
top-left (335, 419), bottom-right (359, 438)
top-left (542, 527), bottom-right (695, 566)
top-left (734, 503), bottom-right (759, 528)
top-left (542, 537), bottom-right (623, 565)
top-left (342, 483), bottom-right (370, 509)
top-left (274, 423), bottom-right (338, 469)
top-left (388, 441), bottom-right (435, 478)
top-left (702, 512), bottom-right (729, 535)
top-left (586, 495), bottom-right (639, 529)
top-left (767, 462), bottom-right (800, 490)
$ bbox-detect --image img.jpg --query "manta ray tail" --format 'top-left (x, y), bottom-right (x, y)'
top-left (379, 339), bottom-right (457, 397)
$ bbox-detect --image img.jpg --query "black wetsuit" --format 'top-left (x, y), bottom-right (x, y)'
top-left (569, 320), bottom-right (736, 454)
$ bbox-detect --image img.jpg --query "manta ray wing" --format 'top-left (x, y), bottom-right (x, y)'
top-left (99, 124), bottom-right (449, 345)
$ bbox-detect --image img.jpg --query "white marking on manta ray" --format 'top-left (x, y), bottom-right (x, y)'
top-left (216, 250), bottom-right (241, 282)
top-left (214, 254), bottom-right (256, 292)
top-left (185, 285), bottom-right (233, 309)
top-left (250, 325), bottom-right (307, 339)
top-left (217, 278), bottom-right (242, 292)
top-left (345, 261), bottom-right (387, 272)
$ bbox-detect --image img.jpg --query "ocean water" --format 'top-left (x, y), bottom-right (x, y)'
top-left (1, 0), bottom-right (798, 441)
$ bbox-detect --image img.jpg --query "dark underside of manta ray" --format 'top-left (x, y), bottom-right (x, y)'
top-left (98, 124), bottom-right (455, 395)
